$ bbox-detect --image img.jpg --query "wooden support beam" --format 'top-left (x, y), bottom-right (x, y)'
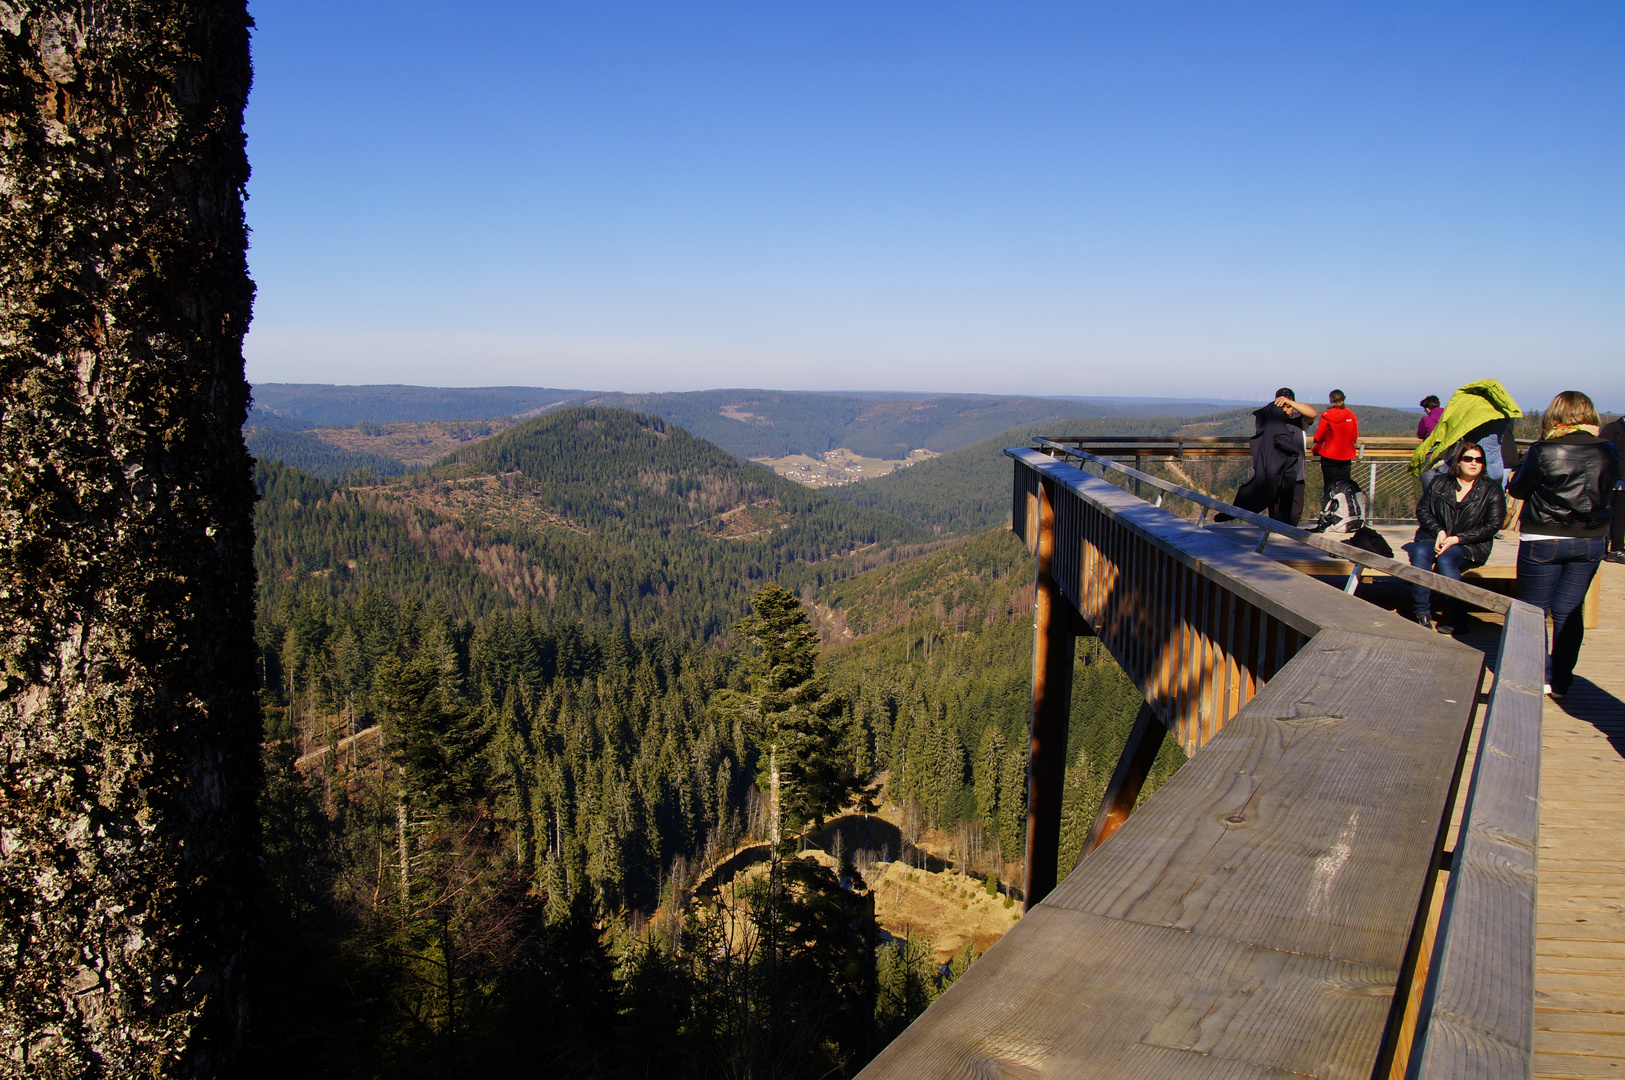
top-left (1079, 703), bottom-right (1167, 860)
top-left (1026, 476), bottom-right (1076, 911)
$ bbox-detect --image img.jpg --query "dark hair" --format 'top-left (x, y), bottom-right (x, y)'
top-left (1329, 390), bottom-right (1346, 407)
top-left (1420, 395), bottom-right (1440, 410)
top-left (1274, 387), bottom-right (1295, 400)
top-left (1451, 440), bottom-right (1486, 479)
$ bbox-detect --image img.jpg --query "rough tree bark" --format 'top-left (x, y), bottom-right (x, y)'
top-left (0, 3), bottom-right (257, 1077)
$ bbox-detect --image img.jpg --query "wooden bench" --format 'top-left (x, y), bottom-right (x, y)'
top-left (1276, 558), bottom-right (1601, 628)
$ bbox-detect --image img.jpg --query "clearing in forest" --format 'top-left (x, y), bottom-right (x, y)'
top-left (753, 448), bottom-right (937, 487)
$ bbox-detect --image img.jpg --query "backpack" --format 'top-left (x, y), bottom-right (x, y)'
top-left (1312, 478), bottom-right (1366, 535)
top-left (1345, 526), bottom-right (1394, 559)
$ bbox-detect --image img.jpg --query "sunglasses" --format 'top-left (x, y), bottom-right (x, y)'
top-left (1460, 455), bottom-right (1485, 463)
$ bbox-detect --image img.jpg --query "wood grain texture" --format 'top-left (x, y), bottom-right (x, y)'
top-left (858, 906), bottom-right (1402, 1080)
top-left (916, 450), bottom-right (1559, 1080)
top-left (860, 627), bottom-right (1483, 1080)
top-left (1408, 601), bottom-right (1545, 1079)
top-left (1051, 629), bottom-right (1480, 966)
top-left (1533, 559), bottom-right (1625, 1080)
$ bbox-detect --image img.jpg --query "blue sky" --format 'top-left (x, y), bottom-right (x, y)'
top-left (243, 2), bottom-right (1623, 408)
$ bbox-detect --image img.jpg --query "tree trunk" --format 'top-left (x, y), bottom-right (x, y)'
top-left (398, 798), bottom-right (412, 916)
top-left (769, 741), bottom-right (781, 847)
top-left (0, 4), bottom-right (257, 1077)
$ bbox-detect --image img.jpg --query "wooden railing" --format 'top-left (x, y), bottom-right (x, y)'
top-left (1042, 434), bottom-right (1425, 459)
top-left (857, 444), bottom-right (1544, 1080)
top-left (1041, 433), bottom-right (1438, 523)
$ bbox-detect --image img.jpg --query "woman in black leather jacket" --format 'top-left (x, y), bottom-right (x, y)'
top-left (1408, 441), bottom-right (1505, 634)
top-left (1509, 390), bottom-right (1621, 698)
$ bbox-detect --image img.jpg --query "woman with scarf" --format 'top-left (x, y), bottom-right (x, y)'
top-left (1509, 391), bottom-right (1620, 698)
top-left (1408, 441), bottom-right (1505, 635)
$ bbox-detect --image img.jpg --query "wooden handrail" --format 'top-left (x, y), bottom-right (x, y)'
top-left (1042, 434), bottom-right (1432, 460)
top-left (1406, 599), bottom-right (1544, 1079)
top-left (858, 447), bottom-right (1543, 1080)
top-left (1033, 439), bottom-right (1513, 616)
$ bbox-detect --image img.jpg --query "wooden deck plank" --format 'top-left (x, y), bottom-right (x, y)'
top-left (868, 454), bottom-right (1493, 1080)
top-left (1530, 1052), bottom-right (1625, 1078)
top-left (857, 905), bottom-right (1400, 1080)
top-left (1535, 1032), bottom-right (1625, 1057)
top-left (1534, 559), bottom-right (1625, 1079)
top-left (1046, 629), bottom-right (1480, 967)
top-left (915, 453), bottom-right (1623, 1080)
top-left (1539, 1013), bottom-right (1625, 1036)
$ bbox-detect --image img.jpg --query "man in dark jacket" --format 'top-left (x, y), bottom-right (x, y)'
top-left (1232, 389), bottom-right (1318, 525)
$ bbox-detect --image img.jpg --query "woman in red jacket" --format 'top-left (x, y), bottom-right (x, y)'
top-left (1313, 389), bottom-right (1359, 489)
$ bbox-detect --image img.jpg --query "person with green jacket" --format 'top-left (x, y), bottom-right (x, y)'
top-left (1410, 379), bottom-right (1523, 491)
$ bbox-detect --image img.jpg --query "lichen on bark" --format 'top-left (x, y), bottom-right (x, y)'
top-left (0, 3), bottom-right (258, 1077)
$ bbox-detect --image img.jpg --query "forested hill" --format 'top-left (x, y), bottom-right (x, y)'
top-left (440, 406), bottom-right (914, 544)
top-left (250, 383), bottom-right (589, 428)
top-left (830, 402), bottom-right (1427, 534)
top-left (586, 389), bottom-right (1235, 461)
top-left (255, 407), bottom-right (932, 656)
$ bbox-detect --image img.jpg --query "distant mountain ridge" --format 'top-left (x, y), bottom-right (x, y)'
top-left (249, 384), bottom-right (591, 429)
top-left (255, 406), bottom-right (934, 644)
top-left (247, 383), bottom-right (1239, 471)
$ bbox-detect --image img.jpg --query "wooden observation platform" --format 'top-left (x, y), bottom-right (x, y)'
top-left (859, 438), bottom-right (1625, 1080)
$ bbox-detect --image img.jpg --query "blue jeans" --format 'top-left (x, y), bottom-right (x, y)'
top-left (1408, 538), bottom-right (1468, 621)
top-left (1517, 536), bottom-right (1605, 693)
top-left (1479, 432), bottom-right (1506, 483)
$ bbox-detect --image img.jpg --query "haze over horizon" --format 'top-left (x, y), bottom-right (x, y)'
top-left (244, 2), bottom-right (1623, 409)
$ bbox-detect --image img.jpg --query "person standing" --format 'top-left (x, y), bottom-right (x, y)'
top-left (1509, 391), bottom-right (1620, 698)
top-left (1417, 395), bottom-right (1443, 440)
top-left (1407, 442), bottom-right (1505, 635)
top-left (1601, 412), bottom-right (1625, 565)
top-left (1313, 389), bottom-right (1359, 490)
top-left (1232, 389), bottom-right (1318, 525)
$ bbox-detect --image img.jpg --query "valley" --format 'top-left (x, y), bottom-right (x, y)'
top-left (751, 446), bottom-right (939, 486)
top-left (249, 391), bottom-right (1442, 1078)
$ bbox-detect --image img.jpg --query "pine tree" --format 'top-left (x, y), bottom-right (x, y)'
top-left (713, 584), bottom-right (856, 840)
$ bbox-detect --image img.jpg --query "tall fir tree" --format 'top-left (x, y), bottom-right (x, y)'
top-left (712, 584), bottom-right (857, 841)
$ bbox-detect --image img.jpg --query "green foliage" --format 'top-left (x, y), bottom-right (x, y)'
top-left (821, 530), bottom-right (1187, 864)
top-left (249, 383), bottom-right (588, 429)
top-left (713, 584), bottom-right (864, 832)
top-left (246, 399), bottom-right (1214, 1077)
top-left (591, 390), bottom-right (1231, 460)
top-left (875, 933), bottom-right (941, 1040)
top-left (245, 425), bottom-right (410, 481)
top-left (252, 409), bottom-right (929, 653)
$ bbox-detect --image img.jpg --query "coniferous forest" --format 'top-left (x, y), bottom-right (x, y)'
top-left (246, 405), bottom-right (1179, 1078)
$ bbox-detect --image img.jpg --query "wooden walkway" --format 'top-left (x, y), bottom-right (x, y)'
top-left (869, 442), bottom-right (1619, 1078)
top-left (1532, 557), bottom-right (1625, 1079)
top-left (1206, 521), bottom-right (1625, 1075)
